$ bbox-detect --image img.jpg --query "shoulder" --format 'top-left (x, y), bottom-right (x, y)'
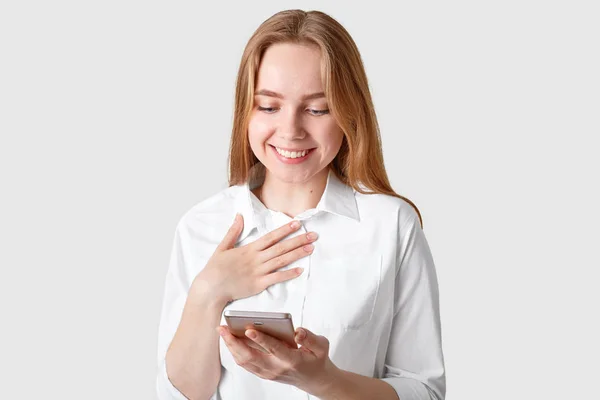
top-left (165, 185), bottom-right (244, 283)
top-left (354, 189), bottom-right (421, 227)
top-left (175, 184), bottom-right (243, 236)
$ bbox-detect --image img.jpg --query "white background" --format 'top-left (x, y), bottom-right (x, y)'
top-left (1, 1), bottom-right (598, 399)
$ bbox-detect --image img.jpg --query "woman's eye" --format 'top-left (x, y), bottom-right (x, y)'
top-left (308, 109), bottom-right (329, 116)
top-left (257, 106), bottom-right (329, 116)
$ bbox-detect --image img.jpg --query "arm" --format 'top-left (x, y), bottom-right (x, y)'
top-left (156, 220), bottom-right (228, 400)
top-left (303, 213), bottom-right (445, 400)
top-left (311, 366), bottom-right (400, 400)
top-left (380, 213), bottom-right (446, 400)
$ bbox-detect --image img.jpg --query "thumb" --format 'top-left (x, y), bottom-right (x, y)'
top-left (295, 328), bottom-right (329, 357)
top-left (216, 213), bottom-right (244, 251)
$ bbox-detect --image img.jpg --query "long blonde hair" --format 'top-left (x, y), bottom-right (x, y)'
top-left (227, 9), bottom-right (423, 228)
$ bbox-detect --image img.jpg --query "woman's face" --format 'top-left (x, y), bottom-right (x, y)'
top-left (248, 42), bottom-right (344, 185)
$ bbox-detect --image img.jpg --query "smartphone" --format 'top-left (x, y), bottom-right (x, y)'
top-left (223, 310), bottom-right (297, 350)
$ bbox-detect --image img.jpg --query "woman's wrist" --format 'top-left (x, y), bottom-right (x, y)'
top-left (305, 361), bottom-right (343, 398)
top-left (190, 273), bottom-right (230, 310)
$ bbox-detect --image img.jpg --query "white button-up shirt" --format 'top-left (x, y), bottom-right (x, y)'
top-left (156, 163), bottom-right (446, 400)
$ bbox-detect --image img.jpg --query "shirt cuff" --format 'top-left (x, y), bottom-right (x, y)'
top-left (156, 359), bottom-right (190, 400)
top-left (381, 377), bottom-right (433, 400)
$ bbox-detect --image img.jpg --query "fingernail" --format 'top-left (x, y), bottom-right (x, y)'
top-left (306, 232), bottom-right (318, 240)
top-left (290, 221), bottom-right (300, 229)
top-left (297, 328), bottom-right (306, 340)
top-left (245, 330), bottom-right (257, 339)
top-left (303, 244), bottom-right (314, 252)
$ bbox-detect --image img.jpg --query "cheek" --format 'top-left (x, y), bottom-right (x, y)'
top-left (248, 116), bottom-right (272, 143)
top-left (315, 122), bottom-right (344, 148)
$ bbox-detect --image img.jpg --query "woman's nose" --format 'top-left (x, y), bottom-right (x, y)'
top-left (277, 110), bottom-right (306, 140)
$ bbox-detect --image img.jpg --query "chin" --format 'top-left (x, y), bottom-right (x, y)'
top-left (271, 168), bottom-right (313, 182)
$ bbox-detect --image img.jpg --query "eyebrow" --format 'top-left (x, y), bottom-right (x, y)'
top-left (255, 89), bottom-right (326, 100)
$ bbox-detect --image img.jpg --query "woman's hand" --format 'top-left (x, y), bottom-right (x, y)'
top-left (217, 325), bottom-right (338, 395)
top-left (192, 214), bottom-right (318, 305)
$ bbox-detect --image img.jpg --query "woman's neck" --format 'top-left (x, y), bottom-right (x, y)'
top-left (252, 168), bottom-right (329, 219)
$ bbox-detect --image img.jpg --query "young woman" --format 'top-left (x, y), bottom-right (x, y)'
top-left (157, 9), bottom-right (445, 400)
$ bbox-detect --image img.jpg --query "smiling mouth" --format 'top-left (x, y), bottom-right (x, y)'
top-left (269, 144), bottom-right (316, 152)
top-left (269, 144), bottom-right (316, 160)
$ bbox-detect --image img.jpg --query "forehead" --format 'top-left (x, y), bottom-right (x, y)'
top-left (256, 43), bottom-right (323, 93)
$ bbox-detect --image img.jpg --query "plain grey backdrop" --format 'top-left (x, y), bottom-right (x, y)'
top-left (1, 1), bottom-right (598, 399)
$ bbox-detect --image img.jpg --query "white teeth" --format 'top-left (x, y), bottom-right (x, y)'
top-left (275, 147), bottom-right (309, 158)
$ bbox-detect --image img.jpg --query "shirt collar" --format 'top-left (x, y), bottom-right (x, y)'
top-left (234, 163), bottom-right (359, 243)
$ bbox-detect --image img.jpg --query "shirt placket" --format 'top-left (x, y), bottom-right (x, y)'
top-left (267, 210), bottom-right (316, 400)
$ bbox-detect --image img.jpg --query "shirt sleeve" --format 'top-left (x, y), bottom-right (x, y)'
top-left (155, 219), bottom-right (194, 400)
top-left (381, 212), bottom-right (446, 400)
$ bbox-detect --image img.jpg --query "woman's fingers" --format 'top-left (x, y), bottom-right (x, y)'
top-left (252, 220), bottom-right (302, 251)
top-left (259, 230), bottom-right (318, 263)
top-left (294, 328), bottom-right (330, 358)
top-left (260, 265), bottom-right (305, 287)
top-left (218, 326), bottom-right (259, 365)
top-left (260, 244), bottom-right (314, 275)
top-left (216, 214), bottom-right (244, 251)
